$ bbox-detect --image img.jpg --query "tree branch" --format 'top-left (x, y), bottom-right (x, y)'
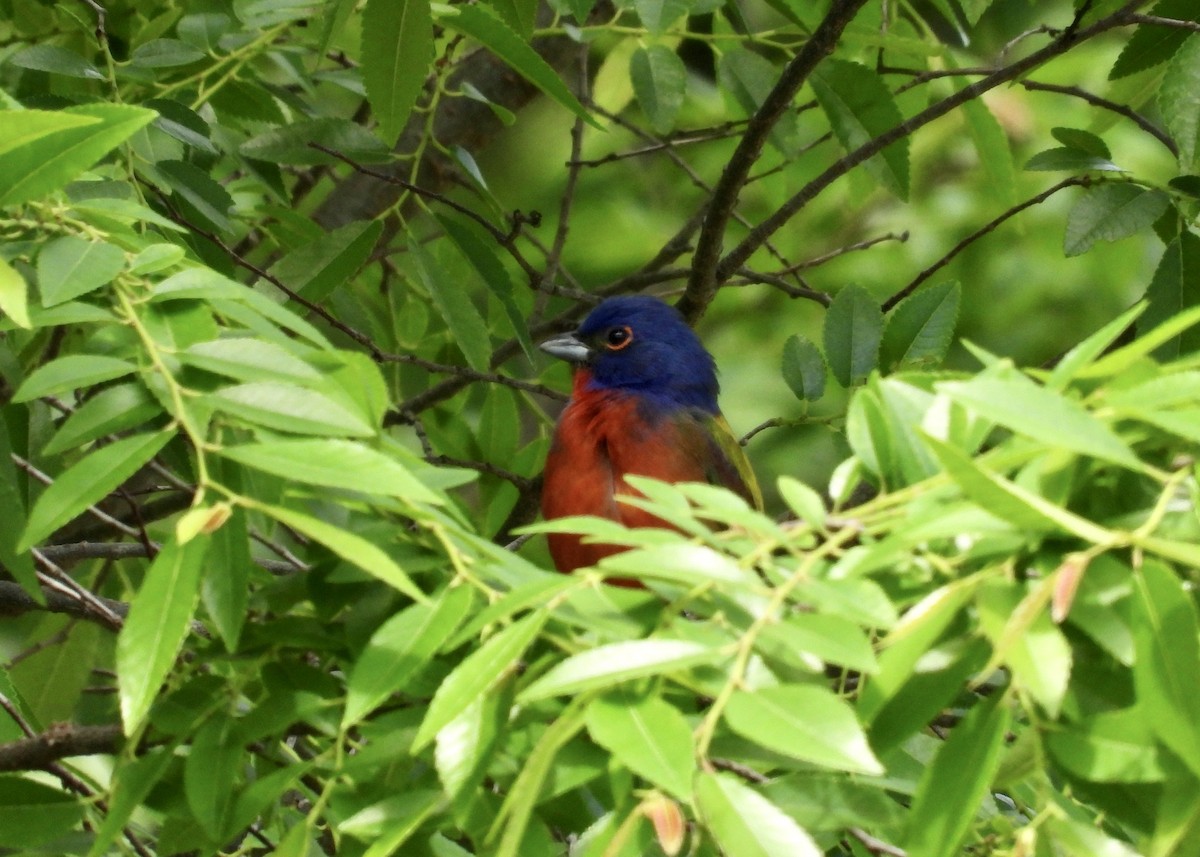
top-left (883, 176), bottom-right (1089, 310)
top-left (713, 2), bottom-right (1149, 290)
top-left (0, 723), bottom-right (125, 772)
top-left (679, 0), bottom-right (870, 324)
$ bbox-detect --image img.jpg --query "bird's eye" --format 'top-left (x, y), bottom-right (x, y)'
top-left (605, 325), bottom-right (633, 351)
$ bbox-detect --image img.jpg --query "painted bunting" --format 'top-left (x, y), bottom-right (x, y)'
top-left (539, 295), bottom-right (761, 574)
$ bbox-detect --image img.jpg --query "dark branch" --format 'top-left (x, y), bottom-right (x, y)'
top-left (883, 176), bottom-right (1089, 311)
top-left (1020, 79), bottom-right (1177, 156)
top-left (714, 2), bottom-right (1149, 290)
top-left (0, 723), bottom-right (125, 773)
top-left (679, 0), bottom-right (870, 324)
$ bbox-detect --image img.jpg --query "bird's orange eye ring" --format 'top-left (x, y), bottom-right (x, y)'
top-left (605, 325), bottom-right (633, 351)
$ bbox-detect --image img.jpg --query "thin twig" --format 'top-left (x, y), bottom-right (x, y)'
top-left (847, 827), bottom-right (908, 857)
top-left (713, 2), bottom-right (1149, 297)
top-left (883, 175), bottom-right (1089, 310)
top-left (680, 0), bottom-right (870, 324)
top-left (0, 723), bottom-right (125, 773)
top-left (1128, 13), bottom-right (1200, 32)
top-left (1021, 79), bottom-right (1177, 156)
top-left (13, 454), bottom-right (140, 539)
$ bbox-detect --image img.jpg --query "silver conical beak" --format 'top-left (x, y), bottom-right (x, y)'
top-left (539, 333), bottom-right (592, 364)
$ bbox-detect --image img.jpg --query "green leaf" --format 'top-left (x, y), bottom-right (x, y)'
top-left (201, 494), bottom-right (249, 652)
top-left (937, 376), bottom-right (1140, 469)
top-left (718, 49), bottom-right (801, 154)
top-left (963, 97), bottom-right (1016, 208)
top-left (1162, 35), bottom-right (1200, 171)
top-left (1047, 707), bottom-right (1166, 783)
top-left (630, 45), bottom-right (686, 133)
top-left (267, 219), bottom-right (383, 302)
top-left (823, 284), bottom-right (883, 387)
top-left (1063, 184), bottom-right (1170, 257)
top-left (409, 233), bottom-right (492, 371)
top-left (130, 243), bottom-right (186, 275)
top-left (37, 235), bottom-right (126, 306)
top-left (43, 382), bottom-right (161, 456)
top-left (810, 59), bottom-right (910, 199)
top-left (413, 610), bottom-right (546, 750)
top-left (1051, 127), bottom-right (1112, 158)
top-left (86, 748), bottom-right (176, 857)
top-left (0, 256), bottom-right (30, 329)
top-left (1140, 232), bottom-right (1200, 360)
top-left (208, 381), bottom-right (374, 437)
top-left (586, 689), bottom-right (696, 800)
top-left (12, 354), bottom-right (136, 403)
top-left (443, 5), bottom-right (601, 129)
top-left (1110, 0), bottom-right (1198, 79)
top-left (634, 0), bottom-right (690, 33)
top-left (0, 775), bottom-right (86, 848)
top-left (518, 639), bottom-right (727, 702)
top-left (220, 439), bottom-right (443, 505)
top-left (0, 415), bottom-right (37, 597)
top-left (343, 586), bottom-right (475, 727)
top-left (904, 695), bottom-right (1011, 857)
top-left (490, 0), bottom-right (538, 37)
top-left (1132, 560), bottom-right (1200, 779)
top-left (7, 45), bottom-right (103, 79)
top-left (156, 159), bottom-right (234, 233)
top-left (1023, 147), bottom-right (1122, 172)
top-left (117, 535), bottom-right (210, 732)
top-left (436, 213), bottom-right (535, 361)
top-left (257, 502), bottom-right (427, 602)
top-left (724, 685), bottom-right (883, 775)
top-left (362, 0), bottom-right (433, 146)
top-left (131, 38), bottom-right (206, 67)
top-left (923, 435), bottom-right (1115, 543)
top-left (184, 717), bottom-right (240, 837)
top-left (781, 334), bottom-right (826, 401)
top-left (181, 338), bottom-right (321, 384)
top-left (976, 579), bottom-right (1072, 717)
top-left (695, 772), bottom-right (822, 857)
top-left (241, 118), bottom-right (391, 165)
top-left (880, 280), bottom-right (960, 371)
top-left (0, 105), bottom-right (157, 207)
top-left (19, 429), bottom-right (175, 551)
top-left (777, 476), bottom-right (826, 527)
top-left (436, 691), bottom-right (507, 802)
top-left (758, 612), bottom-right (878, 675)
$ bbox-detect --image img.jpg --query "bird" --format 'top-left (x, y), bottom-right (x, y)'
top-left (539, 295), bottom-right (761, 576)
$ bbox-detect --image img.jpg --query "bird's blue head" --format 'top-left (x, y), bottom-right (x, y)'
top-left (540, 295), bottom-right (719, 413)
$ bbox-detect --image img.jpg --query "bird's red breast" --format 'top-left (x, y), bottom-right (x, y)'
top-left (541, 368), bottom-right (754, 577)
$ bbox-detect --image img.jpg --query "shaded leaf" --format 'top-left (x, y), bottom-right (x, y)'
top-left (344, 586), bottom-right (476, 727)
top-left (1140, 231), bottom-right (1200, 360)
top-left (1063, 184), bottom-right (1170, 257)
top-left (362, 0), bottom-right (433, 146)
top-left (0, 257), bottom-right (30, 329)
top-left (781, 334), bottom-right (826, 401)
top-left (811, 59), bottom-right (910, 199)
top-left (823, 284), bottom-right (883, 387)
top-left (631, 46), bottom-right (686, 133)
top-left (444, 5), bottom-right (600, 129)
top-left (880, 280), bottom-right (960, 371)
top-left (241, 118), bottom-right (391, 165)
top-left (1023, 148), bottom-right (1122, 172)
top-left (1110, 0), bottom-right (1198, 79)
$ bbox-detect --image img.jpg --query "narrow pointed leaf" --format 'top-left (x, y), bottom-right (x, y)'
top-left (880, 281), bottom-right (960, 371)
top-left (19, 429), bottom-right (175, 551)
top-left (696, 772), bottom-right (822, 857)
top-left (362, 0), bottom-right (433, 146)
top-left (413, 611), bottom-right (546, 750)
top-left (118, 535), bottom-right (210, 732)
top-left (257, 503), bottom-right (426, 601)
top-left (518, 639), bottom-right (726, 702)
